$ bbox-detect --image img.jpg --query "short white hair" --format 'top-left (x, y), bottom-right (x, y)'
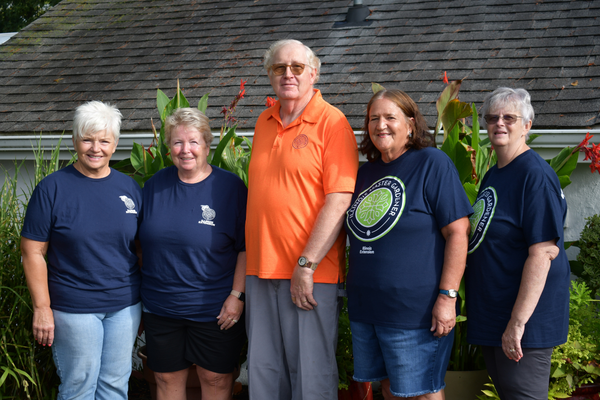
top-left (481, 87), bottom-right (535, 128)
top-left (72, 101), bottom-right (122, 142)
top-left (263, 39), bottom-right (321, 83)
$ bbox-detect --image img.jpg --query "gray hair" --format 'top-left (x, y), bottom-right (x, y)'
top-left (164, 108), bottom-right (213, 147)
top-left (263, 39), bottom-right (321, 83)
top-left (72, 101), bottom-right (122, 142)
top-left (481, 87), bottom-right (535, 128)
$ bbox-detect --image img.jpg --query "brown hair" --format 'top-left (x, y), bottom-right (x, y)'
top-left (359, 89), bottom-right (434, 162)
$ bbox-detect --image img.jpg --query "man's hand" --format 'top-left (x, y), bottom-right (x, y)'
top-left (290, 264), bottom-right (318, 311)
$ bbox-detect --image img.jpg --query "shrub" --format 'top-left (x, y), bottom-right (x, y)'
top-left (0, 138), bottom-right (69, 399)
top-left (577, 214), bottom-right (600, 297)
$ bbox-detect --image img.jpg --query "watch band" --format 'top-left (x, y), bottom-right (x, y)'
top-left (439, 289), bottom-right (458, 298)
top-left (230, 289), bottom-right (245, 302)
top-left (298, 256), bottom-right (318, 271)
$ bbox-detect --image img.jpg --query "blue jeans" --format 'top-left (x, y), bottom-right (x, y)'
top-left (52, 302), bottom-right (142, 400)
top-left (350, 321), bottom-right (453, 397)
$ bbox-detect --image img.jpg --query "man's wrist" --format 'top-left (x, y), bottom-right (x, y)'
top-left (297, 256), bottom-right (318, 271)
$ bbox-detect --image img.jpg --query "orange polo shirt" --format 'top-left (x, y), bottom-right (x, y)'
top-left (246, 90), bottom-right (358, 283)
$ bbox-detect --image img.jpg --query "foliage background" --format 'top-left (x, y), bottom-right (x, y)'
top-left (0, 0), bottom-right (60, 33)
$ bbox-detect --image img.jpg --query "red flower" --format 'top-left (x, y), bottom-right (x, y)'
top-left (577, 133), bottom-right (600, 174)
top-left (443, 71), bottom-right (449, 84)
top-left (578, 132), bottom-right (593, 149)
top-left (265, 96), bottom-right (277, 108)
top-left (240, 79), bottom-right (247, 92)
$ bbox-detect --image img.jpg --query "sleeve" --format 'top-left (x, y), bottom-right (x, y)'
top-left (322, 117), bottom-right (359, 195)
top-left (522, 173), bottom-right (565, 247)
top-left (424, 150), bottom-right (474, 229)
top-left (21, 182), bottom-right (53, 242)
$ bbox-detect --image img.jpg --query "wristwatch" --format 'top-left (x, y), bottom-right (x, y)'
top-left (230, 289), bottom-right (245, 302)
top-left (439, 289), bottom-right (458, 298)
top-left (298, 256), bottom-right (318, 271)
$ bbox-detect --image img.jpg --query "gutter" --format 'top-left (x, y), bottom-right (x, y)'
top-left (0, 129), bottom-right (598, 163)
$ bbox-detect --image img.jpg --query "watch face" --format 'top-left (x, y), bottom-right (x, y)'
top-left (298, 256), bottom-right (307, 266)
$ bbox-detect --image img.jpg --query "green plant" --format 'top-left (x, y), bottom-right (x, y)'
top-left (336, 246), bottom-right (354, 390)
top-left (476, 379), bottom-right (500, 400)
top-left (573, 215), bottom-right (600, 297)
top-left (0, 137), bottom-right (70, 399)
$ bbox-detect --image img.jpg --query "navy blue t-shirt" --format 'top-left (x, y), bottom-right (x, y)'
top-left (345, 147), bottom-right (473, 329)
top-left (466, 150), bottom-right (570, 348)
top-left (21, 165), bottom-right (142, 313)
top-left (139, 166), bottom-right (247, 322)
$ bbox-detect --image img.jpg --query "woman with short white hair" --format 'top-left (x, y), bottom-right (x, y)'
top-left (466, 87), bottom-right (570, 399)
top-left (21, 100), bottom-right (142, 400)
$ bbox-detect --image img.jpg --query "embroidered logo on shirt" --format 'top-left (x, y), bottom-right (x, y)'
top-left (292, 134), bottom-right (308, 149)
top-left (119, 196), bottom-right (137, 214)
top-left (467, 186), bottom-right (497, 254)
top-left (346, 176), bottom-right (405, 242)
top-left (199, 205), bottom-right (216, 226)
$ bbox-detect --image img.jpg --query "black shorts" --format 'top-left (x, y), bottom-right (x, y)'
top-left (143, 311), bottom-right (246, 374)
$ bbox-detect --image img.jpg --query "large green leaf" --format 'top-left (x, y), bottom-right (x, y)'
top-left (371, 82), bottom-right (385, 94)
top-left (434, 80), bottom-right (462, 136)
top-left (157, 89), bottom-right (170, 118)
top-left (471, 103), bottom-right (480, 154)
top-left (441, 99), bottom-right (473, 139)
top-left (197, 93), bottom-right (210, 113)
top-left (210, 126), bottom-right (237, 166)
top-left (455, 141), bottom-right (474, 184)
top-left (130, 142), bottom-right (146, 171)
top-left (463, 182), bottom-right (478, 205)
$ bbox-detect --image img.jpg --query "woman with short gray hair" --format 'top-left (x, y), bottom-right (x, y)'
top-left (139, 107), bottom-right (247, 400)
top-left (21, 100), bottom-right (142, 400)
top-left (466, 87), bottom-right (570, 399)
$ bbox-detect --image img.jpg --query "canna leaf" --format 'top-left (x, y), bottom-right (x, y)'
top-left (371, 82), bottom-right (385, 94)
top-left (198, 93), bottom-right (210, 113)
top-left (157, 89), bottom-right (170, 118)
top-left (435, 80), bottom-right (462, 136)
top-left (130, 143), bottom-right (145, 171)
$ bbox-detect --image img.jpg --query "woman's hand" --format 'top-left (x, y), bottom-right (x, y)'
top-left (32, 306), bottom-right (55, 346)
top-left (502, 318), bottom-right (525, 361)
top-left (217, 295), bottom-right (244, 330)
top-left (431, 294), bottom-right (456, 338)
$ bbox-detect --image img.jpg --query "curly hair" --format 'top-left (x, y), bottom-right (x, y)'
top-left (359, 89), bottom-right (434, 162)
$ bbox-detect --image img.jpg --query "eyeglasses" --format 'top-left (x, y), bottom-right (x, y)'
top-left (484, 114), bottom-right (523, 125)
top-left (270, 63), bottom-right (310, 76)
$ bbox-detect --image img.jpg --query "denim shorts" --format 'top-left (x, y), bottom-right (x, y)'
top-left (350, 321), bottom-right (454, 397)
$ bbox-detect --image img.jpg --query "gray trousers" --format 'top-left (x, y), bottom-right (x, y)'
top-left (482, 346), bottom-right (553, 400)
top-left (245, 276), bottom-right (340, 400)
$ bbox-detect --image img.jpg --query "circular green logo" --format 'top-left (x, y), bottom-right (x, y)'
top-left (356, 188), bottom-right (392, 227)
top-left (346, 176), bottom-right (405, 242)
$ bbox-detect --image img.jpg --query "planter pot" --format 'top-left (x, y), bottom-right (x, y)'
top-left (566, 383), bottom-right (600, 400)
top-left (444, 369), bottom-right (489, 400)
top-left (338, 380), bottom-right (373, 400)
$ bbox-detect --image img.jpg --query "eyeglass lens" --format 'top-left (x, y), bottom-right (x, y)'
top-left (484, 114), bottom-right (521, 125)
top-left (272, 63), bottom-right (306, 76)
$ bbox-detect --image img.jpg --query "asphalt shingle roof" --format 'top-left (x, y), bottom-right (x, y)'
top-left (0, 0), bottom-right (599, 133)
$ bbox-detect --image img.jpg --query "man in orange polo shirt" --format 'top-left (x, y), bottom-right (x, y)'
top-left (245, 39), bottom-right (358, 399)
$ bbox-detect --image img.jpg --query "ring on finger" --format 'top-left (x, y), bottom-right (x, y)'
top-left (232, 319), bottom-right (238, 323)
top-left (509, 349), bottom-right (515, 352)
